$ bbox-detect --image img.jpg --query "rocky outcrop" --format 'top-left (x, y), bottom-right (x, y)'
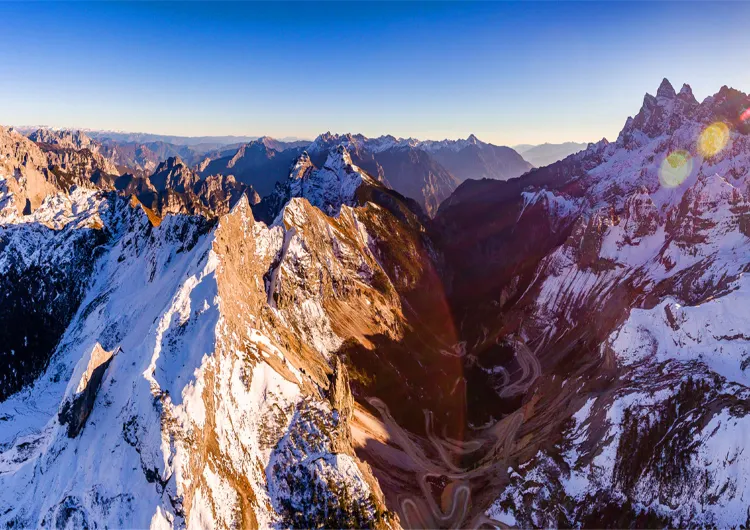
top-left (149, 156), bottom-right (199, 193)
top-left (328, 356), bottom-right (355, 454)
top-left (58, 344), bottom-right (117, 438)
top-left (27, 128), bottom-right (121, 189)
top-left (621, 186), bottom-right (659, 241)
top-left (0, 126), bottom-right (57, 214)
top-left (618, 78), bottom-right (699, 144)
top-left (98, 139), bottom-right (205, 176)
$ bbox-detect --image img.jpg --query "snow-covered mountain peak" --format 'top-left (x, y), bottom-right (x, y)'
top-left (617, 79), bottom-right (708, 147)
top-left (309, 132), bottom-right (361, 153)
top-left (289, 150), bottom-right (313, 177)
top-left (323, 144), bottom-right (355, 172)
top-left (437, 80), bottom-right (750, 528)
top-left (418, 134), bottom-right (487, 153)
top-left (258, 144), bottom-right (380, 223)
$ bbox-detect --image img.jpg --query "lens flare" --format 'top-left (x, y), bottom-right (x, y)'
top-left (659, 150), bottom-right (693, 188)
top-left (698, 122), bottom-right (730, 158)
top-left (741, 108), bottom-right (750, 123)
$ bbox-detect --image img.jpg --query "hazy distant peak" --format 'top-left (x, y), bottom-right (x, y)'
top-left (515, 141), bottom-right (589, 167)
top-left (28, 128), bottom-right (94, 151)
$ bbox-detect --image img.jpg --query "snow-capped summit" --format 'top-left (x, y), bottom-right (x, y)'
top-left (617, 79), bottom-right (703, 146)
top-left (267, 145), bottom-right (374, 218)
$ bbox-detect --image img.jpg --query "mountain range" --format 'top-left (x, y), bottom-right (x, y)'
top-left (10, 128), bottom-right (536, 217)
top-left (3, 78), bottom-right (750, 528)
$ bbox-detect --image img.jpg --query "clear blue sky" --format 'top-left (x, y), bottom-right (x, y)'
top-left (1, 1), bottom-right (749, 145)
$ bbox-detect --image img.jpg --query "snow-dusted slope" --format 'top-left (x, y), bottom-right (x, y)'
top-left (443, 79), bottom-right (750, 526)
top-left (0, 149), bottom-right (398, 527)
top-left (8, 78), bottom-right (750, 528)
top-left (284, 146), bottom-right (375, 217)
top-left (259, 146), bottom-right (379, 222)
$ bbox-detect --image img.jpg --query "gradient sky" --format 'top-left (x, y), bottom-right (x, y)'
top-left (1, 1), bottom-right (749, 145)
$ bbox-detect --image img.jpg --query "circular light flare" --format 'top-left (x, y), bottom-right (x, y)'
top-left (659, 150), bottom-right (693, 188)
top-left (740, 108), bottom-right (750, 123)
top-left (698, 122), bottom-right (730, 158)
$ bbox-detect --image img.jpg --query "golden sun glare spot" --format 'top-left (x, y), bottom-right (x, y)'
top-left (659, 150), bottom-right (693, 188)
top-left (698, 122), bottom-right (730, 158)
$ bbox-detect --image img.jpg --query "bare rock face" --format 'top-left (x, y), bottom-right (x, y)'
top-left (621, 186), bottom-right (659, 241)
top-left (27, 128), bottom-right (121, 189)
top-left (328, 356), bottom-right (355, 454)
top-left (58, 344), bottom-right (117, 438)
top-left (618, 78), bottom-right (698, 142)
top-left (197, 138), bottom-right (306, 196)
top-left (150, 156), bottom-right (198, 193)
top-left (0, 126), bottom-right (57, 214)
top-left (113, 157), bottom-right (253, 219)
top-left (28, 128), bottom-right (95, 151)
top-left (666, 173), bottom-right (738, 248)
top-left (44, 145), bottom-right (120, 189)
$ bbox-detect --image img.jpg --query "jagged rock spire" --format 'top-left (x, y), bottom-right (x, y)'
top-left (656, 77), bottom-right (676, 99)
top-left (678, 83), bottom-right (696, 101)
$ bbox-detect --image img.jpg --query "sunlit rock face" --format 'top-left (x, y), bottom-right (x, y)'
top-left (0, 125), bottom-right (460, 528)
top-left (0, 145), bottom-right (408, 527)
